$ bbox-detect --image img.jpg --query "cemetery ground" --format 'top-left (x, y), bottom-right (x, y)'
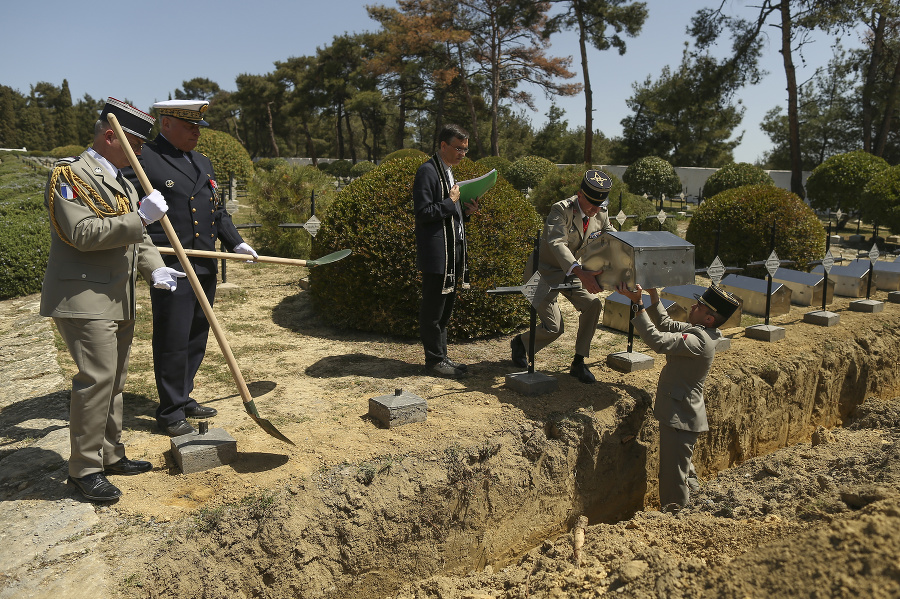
top-left (2, 241), bottom-right (900, 598)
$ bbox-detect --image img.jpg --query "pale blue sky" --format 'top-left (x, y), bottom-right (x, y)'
top-left (2, 0), bottom-right (858, 163)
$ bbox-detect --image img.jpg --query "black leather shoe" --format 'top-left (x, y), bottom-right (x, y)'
top-left (184, 405), bottom-right (217, 418)
top-left (105, 457), bottom-right (153, 475)
top-left (445, 358), bottom-right (468, 373)
top-left (510, 335), bottom-right (528, 368)
top-left (569, 360), bottom-right (596, 384)
top-left (67, 472), bottom-right (121, 502)
top-left (159, 419), bottom-right (196, 437)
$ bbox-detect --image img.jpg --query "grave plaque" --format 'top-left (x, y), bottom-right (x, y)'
top-left (303, 215), bottom-right (321, 237)
top-left (707, 256), bottom-right (726, 287)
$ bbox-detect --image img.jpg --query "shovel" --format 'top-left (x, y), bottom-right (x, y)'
top-left (155, 247), bottom-right (351, 267)
top-left (107, 114), bottom-right (294, 445)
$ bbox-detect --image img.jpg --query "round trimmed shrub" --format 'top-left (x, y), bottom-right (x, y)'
top-left (806, 150), bottom-right (889, 214)
top-left (309, 157), bottom-right (541, 338)
top-left (703, 162), bottom-right (774, 198)
top-left (195, 129), bottom-right (254, 180)
top-left (382, 148), bottom-right (428, 164)
top-left (321, 159), bottom-right (352, 178)
top-left (860, 164), bottom-right (900, 234)
top-left (349, 160), bottom-right (376, 178)
top-left (506, 155), bottom-right (556, 191)
top-left (247, 164), bottom-right (338, 259)
top-left (686, 185), bottom-right (825, 271)
top-left (254, 157), bottom-right (288, 172)
top-left (476, 155), bottom-right (512, 180)
top-left (49, 145), bottom-right (87, 159)
top-left (623, 156), bottom-right (682, 199)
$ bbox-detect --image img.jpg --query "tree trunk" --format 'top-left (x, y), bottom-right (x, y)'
top-left (862, 13), bottom-right (886, 153)
top-left (344, 109), bottom-right (358, 162)
top-left (490, 34), bottom-right (501, 156)
top-left (336, 103), bottom-right (346, 159)
top-left (779, 1), bottom-right (804, 199)
top-left (576, 3), bottom-right (593, 165)
top-left (395, 75), bottom-right (407, 150)
top-left (456, 43), bottom-right (485, 157)
top-left (266, 101), bottom-right (279, 158)
top-left (302, 118), bottom-right (317, 166)
top-left (874, 53), bottom-right (900, 157)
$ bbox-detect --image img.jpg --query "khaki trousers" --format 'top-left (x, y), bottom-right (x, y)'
top-left (55, 318), bottom-right (133, 478)
top-left (519, 286), bottom-right (602, 358)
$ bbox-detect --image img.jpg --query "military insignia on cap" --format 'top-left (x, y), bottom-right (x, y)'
top-left (581, 169), bottom-right (613, 205)
top-left (165, 180), bottom-right (175, 188)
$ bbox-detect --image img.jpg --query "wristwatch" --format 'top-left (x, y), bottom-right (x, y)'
top-left (631, 303), bottom-right (644, 313)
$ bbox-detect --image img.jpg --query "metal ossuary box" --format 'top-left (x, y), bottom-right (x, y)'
top-left (581, 231), bottom-right (695, 290)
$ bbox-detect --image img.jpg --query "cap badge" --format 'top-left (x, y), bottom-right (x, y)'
top-left (589, 171), bottom-right (610, 188)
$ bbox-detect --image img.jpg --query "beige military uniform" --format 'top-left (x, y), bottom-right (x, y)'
top-left (520, 195), bottom-right (616, 357)
top-left (41, 150), bottom-right (164, 478)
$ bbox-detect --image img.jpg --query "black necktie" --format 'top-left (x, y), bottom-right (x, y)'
top-left (583, 215), bottom-right (589, 234)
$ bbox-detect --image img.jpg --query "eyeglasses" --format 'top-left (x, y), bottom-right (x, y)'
top-left (452, 145), bottom-right (469, 154)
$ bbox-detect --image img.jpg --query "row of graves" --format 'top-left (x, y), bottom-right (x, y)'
top-left (488, 209), bottom-right (900, 396)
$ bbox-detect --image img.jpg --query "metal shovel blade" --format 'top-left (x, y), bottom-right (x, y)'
top-left (307, 249), bottom-right (352, 266)
top-left (243, 400), bottom-right (296, 445)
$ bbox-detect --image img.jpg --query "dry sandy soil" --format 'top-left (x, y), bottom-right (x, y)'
top-left (5, 242), bottom-right (900, 598)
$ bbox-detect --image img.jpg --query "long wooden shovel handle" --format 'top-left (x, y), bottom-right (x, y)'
top-left (156, 246), bottom-right (308, 266)
top-left (107, 114), bottom-right (254, 408)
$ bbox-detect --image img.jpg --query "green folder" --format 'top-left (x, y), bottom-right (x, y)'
top-left (458, 169), bottom-right (497, 205)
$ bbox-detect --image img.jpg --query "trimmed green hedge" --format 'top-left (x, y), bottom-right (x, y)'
top-left (0, 156), bottom-right (50, 299)
top-left (476, 155), bottom-right (512, 180)
top-left (309, 156), bottom-right (541, 338)
top-left (195, 129), bottom-right (254, 181)
top-left (703, 162), bottom-right (774, 198)
top-left (506, 155), bottom-right (556, 191)
top-left (686, 184), bottom-right (825, 271)
top-left (381, 148), bottom-right (428, 164)
top-left (349, 160), bottom-right (376, 178)
top-left (623, 156), bottom-right (682, 199)
top-left (806, 150), bottom-right (890, 215)
top-left (860, 164), bottom-right (900, 234)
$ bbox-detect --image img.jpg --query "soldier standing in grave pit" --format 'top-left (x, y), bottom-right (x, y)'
top-left (616, 282), bottom-right (740, 511)
top-left (125, 99), bottom-right (258, 438)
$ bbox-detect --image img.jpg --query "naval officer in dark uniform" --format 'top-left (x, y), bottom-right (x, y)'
top-left (128, 99), bottom-right (257, 437)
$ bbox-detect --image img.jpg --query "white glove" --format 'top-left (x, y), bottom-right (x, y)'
top-left (233, 242), bottom-right (258, 262)
top-left (151, 267), bottom-right (186, 291)
top-left (138, 190), bottom-right (168, 225)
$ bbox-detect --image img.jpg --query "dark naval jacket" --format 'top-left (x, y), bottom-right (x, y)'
top-left (126, 134), bottom-right (243, 276)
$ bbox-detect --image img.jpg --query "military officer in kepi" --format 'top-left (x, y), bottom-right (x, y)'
top-left (126, 99), bottom-right (258, 438)
top-left (616, 282), bottom-right (740, 511)
top-left (42, 97), bottom-right (180, 501)
top-left (510, 169), bottom-right (616, 383)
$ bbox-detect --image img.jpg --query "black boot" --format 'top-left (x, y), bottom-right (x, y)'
top-left (569, 355), bottom-right (595, 384)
